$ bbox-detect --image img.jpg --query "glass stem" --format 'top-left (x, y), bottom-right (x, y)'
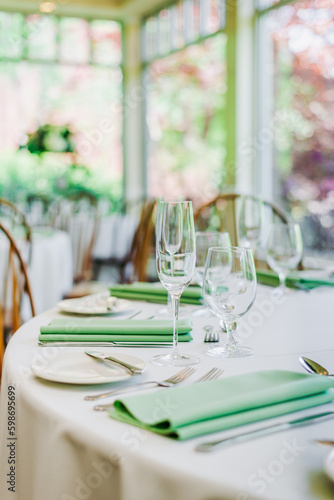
top-left (225, 321), bottom-right (236, 350)
top-left (278, 272), bottom-right (287, 291)
top-left (171, 294), bottom-right (180, 357)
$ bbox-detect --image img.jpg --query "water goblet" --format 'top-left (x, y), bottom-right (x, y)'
top-left (152, 200), bottom-right (200, 366)
top-left (193, 231), bottom-right (231, 317)
top-left (265, 223), bottom-right (303, 295)
top-left (203, 246), bottom-right (257, 358)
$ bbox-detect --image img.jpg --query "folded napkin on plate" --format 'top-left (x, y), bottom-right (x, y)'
top-left (39, 318), bottom-right (193, 342)
top-left (109, 370), bottom-right (334, 440)
top-left (109, 282), bottom-right (203, 305)
top-left (256, 269), bottom-right (334, 290)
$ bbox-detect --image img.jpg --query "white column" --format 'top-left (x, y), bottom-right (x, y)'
top-left (234, 0), bottom-right (256, 194)
top-left (122, 19), bottom-right (146, 210)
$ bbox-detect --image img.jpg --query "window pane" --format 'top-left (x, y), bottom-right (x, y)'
top-left (0, 12), bottom-right (24, 58)
top-left (158, 9), bottom-right (170, 55)
top-left (27, 14), bottom-right (57, 60)
top-left (91, 20), bottom-right (122, 65)
top-left (264, 0), bottom-right (334, 251)
top-left (59, 18), bottom-right (90, 64)
top-left (146, 34), bottom-right (227, 206)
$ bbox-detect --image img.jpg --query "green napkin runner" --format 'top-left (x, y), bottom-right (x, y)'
top-left (109, 370), bottom-right (334, 440)
top-left (109, 282), bottom-right (203, 305)
top-left (256, 269), bottom-right (334, 290)
top-left (39, 318), bottom-right (193, 342)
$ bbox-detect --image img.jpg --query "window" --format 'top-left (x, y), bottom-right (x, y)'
top-left (0, 12), bottom-right (123, 207)
top-left (142, 0), bottom-right (227, 206)
top-left (257, 0), bottom-right (334, 252)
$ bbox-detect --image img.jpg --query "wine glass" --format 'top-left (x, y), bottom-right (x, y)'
top-left (152, 200), bottom-right (200, 366)
top-left (265, 223), bottom-right (303, 294)
top-left (193, 231), bottom-right (231, 317)
top-left (239, 197), bottom-right (263, 251)
top-left (203, 246), bottom-right (257, 358)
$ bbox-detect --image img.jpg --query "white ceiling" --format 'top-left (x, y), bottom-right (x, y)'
top-left (0, 0), bottom-right (169, 20)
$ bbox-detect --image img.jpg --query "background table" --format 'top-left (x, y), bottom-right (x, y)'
top-left (1, 286), bottom-right (334, 500)
top-left (0, 228), bottom-right (73, 315)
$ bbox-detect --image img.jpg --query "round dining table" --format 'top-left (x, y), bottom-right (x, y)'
top-left (1, 285), bottom-right (334, 500)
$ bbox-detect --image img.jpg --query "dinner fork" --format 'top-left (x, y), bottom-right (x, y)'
top-left (85, 366), bottom-right (195, 402)
top-left (92, 366), bottom-right (224, 411)
top-left (203, 326), bottom-right (219, 343)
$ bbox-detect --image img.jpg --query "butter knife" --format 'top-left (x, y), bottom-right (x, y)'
top-left (196, 411), bottom-right (334, 452)
top-left (85, 350), bottom-right (144, 375)
top-left (38, 341), bottom-right (172, 347)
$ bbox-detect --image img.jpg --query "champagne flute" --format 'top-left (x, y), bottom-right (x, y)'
top-left (265, 223), bottom-right (303, 294)
top-left (193, 231), bottom-right (231, 317)
top-left (239, 197), bottom-right (263, 251)
top-left (153, 200), bottom-right (200, 366)
top-left (203, 246), bottom-right (257, 358)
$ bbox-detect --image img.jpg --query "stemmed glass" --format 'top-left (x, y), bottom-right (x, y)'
top-left (265, 223), bottom-right (303, 295)
top-left (193, 231), bottom-right (231, 317)
top-left (203, 247), bottom-right (257, 358)
top-left (153, 200), bottom-right (200, 366)
top-left (239, 197), bottom-right (263, 251)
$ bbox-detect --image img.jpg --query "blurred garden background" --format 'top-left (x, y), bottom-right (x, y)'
top-left (0, 0), bottom-right (333, 251)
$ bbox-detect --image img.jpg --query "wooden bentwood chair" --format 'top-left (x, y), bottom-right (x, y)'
top-left (194, 193), bottom-right (294, 269)
top-left (0, 222), bottom-right (35, 378)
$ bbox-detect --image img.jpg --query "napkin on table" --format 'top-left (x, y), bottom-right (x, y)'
top-left (256, 269), bottom-right (334, 290)
top-left (109, 282), bottom-right (203, 305)
top-left (109, 370), bottom-right (334, 440)
top-left (39, 318), bottom-right (193, 342)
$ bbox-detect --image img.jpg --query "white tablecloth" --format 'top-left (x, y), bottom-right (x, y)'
top-left (1, 286), bottom-right (334, 500)
top-left (0, 228), bottom-right (73, 315)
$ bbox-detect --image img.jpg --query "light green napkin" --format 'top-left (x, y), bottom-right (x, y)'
top-left (256, 269), bottom-right (334, 290)
top-left (109, 282), bottom-right (203, 305)
top-left (39, 318), bottom-right (193, 342)
top-left (109, 370), bottom-right (334, 440)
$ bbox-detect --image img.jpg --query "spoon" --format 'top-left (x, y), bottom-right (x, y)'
top-left (299, 357), bottom-right (334, 377)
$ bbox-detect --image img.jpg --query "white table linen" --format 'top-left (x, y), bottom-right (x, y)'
top-left (0, 229), bottom-right (73, 315)
top-left (1, 286), bottom-right (334, 500)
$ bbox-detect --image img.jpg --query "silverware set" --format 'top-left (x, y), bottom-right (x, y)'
top-left (88, 366), bottom-right (223, 411)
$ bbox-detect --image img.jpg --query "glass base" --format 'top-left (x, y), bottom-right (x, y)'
top-left (205, 344), bottom-right (254, 358)
top-left (151, 352), bottom-right (200, 366)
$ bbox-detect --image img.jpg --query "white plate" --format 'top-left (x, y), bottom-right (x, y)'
top-left (31, 352), bottom-right (146, 385)
top-left (57, 292), bottom-right (131, 315)
top-left (325, 449), bottom-right (334, 483)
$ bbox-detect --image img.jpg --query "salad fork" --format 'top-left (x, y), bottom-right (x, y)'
top-left (85, 366), bottom-right (195, 403)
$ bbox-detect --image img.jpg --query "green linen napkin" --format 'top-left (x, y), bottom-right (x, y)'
top-left (109, 282), bottom-right (203, 305)
top-left (109, 370), bottom-right (334, 440)
top-left (256, 269), bottom-right (334, 290)
top-left (39, 318), bottom-right (193, 342)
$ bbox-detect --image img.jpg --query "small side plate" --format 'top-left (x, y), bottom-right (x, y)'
top-left (57, 292), bottom-right (131, 315)
top-left (31, 352), bottom-right (146, 385)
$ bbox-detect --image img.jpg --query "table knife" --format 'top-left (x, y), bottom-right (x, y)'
top-left (38, 341), bottom-right (172, 347)
top-left (196, 411), bottom-right (334, 452)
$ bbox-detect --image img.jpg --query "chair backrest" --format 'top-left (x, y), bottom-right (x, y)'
top-left (0, 222), bottom-right (35, 378)
top-left (122, 199), bottom-right (156, 283)
top-left (0, 198), bottom-right (32, 264)
top-left (194, 193), bottom-right (292, 268)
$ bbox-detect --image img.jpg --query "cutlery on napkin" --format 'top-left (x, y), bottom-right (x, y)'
top-left (38, 318), bottom-right (193, 343)
top-left (108, 370), bottom-right (334, 441)
top-left (108, 282), bottom-right (203, 305)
